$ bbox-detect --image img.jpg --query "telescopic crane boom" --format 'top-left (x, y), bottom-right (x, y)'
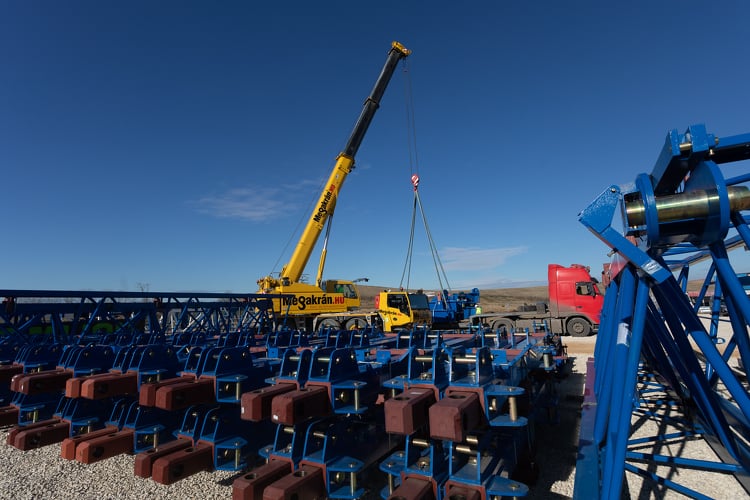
top-left (257, 42), bottom-right (410, 328)
top-left (280, 41), bottom-right (409, 284)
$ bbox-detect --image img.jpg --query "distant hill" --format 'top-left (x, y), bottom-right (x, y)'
top-left (356, 284), bottom-right (547, 312)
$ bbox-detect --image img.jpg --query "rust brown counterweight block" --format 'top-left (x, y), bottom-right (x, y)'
top-left (139, 375), bottom-right (196, 406)
top-left (231, 460), bottom-right (292, 500)
top-left (261, 465), bottom-right (326, 500)
top-left (0, 406), bottom-right (20, 426)
top-left (11, 369), bottom-right (72, 394)
top-left (443, 483), bottom-right (482, 500)
top-left (151, 441), bottom-right (215, 485)
top-left (7, 418), bottom-right (70, 450)
top-left (270, 386), bottom-right (331, 426)
top-left (384, 387), bottom-right (436, 435)
top-left (154, 378), bottom-right (215, 411)
top-left (65, 375), bottom-right (88, 398)
top-left (0, 364), bottom-right (23, 384)
top-left (387, 476), bottom-right (436, 500)
top-left (61, 425), bottom-right (120, 460)
top-left (134, 438), bottom-right (193, 478)
top-left (240, 383), bottom-right (297, 422)
top-left (75, 428), bottom-right (135, 463)
top-left (79, 372), bottom-right (138, 399)
top-left (428, 391), bottom-right (482, 442)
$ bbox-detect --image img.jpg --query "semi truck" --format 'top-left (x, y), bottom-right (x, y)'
top-left (470, 264), bottom-right (604, 336)
top-left (257, 42), bottom-right (432, 332)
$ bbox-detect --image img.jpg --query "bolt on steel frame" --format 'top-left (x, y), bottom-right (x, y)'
top-left (576, 124), bottom-right (750, 498)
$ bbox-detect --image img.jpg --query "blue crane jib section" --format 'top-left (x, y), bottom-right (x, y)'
top-left (576, 124), bottom-right (750, 499)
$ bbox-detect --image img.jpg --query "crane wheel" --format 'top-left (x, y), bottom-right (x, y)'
top-left (319, 318), bottom-right (341, 330)
top-left (345, 318), bottom-right (367, 330)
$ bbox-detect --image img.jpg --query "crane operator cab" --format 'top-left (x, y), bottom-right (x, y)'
top-left (323, 279), bottom-right (359, 299)
top-left (376, 290), bottom-right (432, 331)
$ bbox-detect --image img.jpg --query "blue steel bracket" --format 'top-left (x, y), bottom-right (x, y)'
top-left (270, 348), bottom-right (313, 386)
top-left (197, 405), bottom-right (275, 471)
top-left (326, 457), bottom-right (365, 499)
top-left (124, 403), bottom-right (181, 452)
top-left (486, 385), bottom-right (528, 428)
top-left (299, 418), bottom-right (382, 499)
top-left (486, 475), bottom-right (530, 497)
top-left (260, 419), bottom-right (317, 466)
top-left (382, 346), bottom-right (450, 395)
top-left (578, 185), bottom-right (671, 283)
top-left (651, 124), bottom-right (716, 195)
top-left (402, 435), bottom-right (449, 487)
top-left (379, 449), bottom-right (407, 498)
top-left (305, 348), bottom-right (381, 415)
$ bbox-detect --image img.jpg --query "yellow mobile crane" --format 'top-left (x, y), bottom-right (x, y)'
top-left (257, 41), bottom-right (430, 332)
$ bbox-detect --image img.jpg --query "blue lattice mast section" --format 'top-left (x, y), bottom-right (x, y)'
top-left (575, 124), bottom-right (750, 498)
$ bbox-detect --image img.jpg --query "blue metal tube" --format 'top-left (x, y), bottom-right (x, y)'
top-left (602, 272), bottom-right (649, 499)
top-left (594, 277), bottom-right (619, 391)
top-left (653, 280), bottom-right (742, 461)
top-left (623, 463), bottom-right (715, 500)
top-left (593, 269), bottom-right (634, 446)
top-left (626, 451), bottom-right (744, 472)
top-left (710, 242), bottom-right (750, 373)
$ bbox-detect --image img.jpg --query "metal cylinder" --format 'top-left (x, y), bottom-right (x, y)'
top-left (625, 185), bottom-right (750, 227)
top-left (350, 470), bottom-right (357, 495)
top-left (455, 444), bottom-right (477, 455)
top-left (414, 356), bottom-right (432, 363)
top-left (509, 395), bottom-right (518, 421)
top-left (411, 438), bottom-right (430, 448)
top-left (454, 355), bottom-right (477, 365)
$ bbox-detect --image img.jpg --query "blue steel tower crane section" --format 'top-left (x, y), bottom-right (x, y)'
top-left (576, 124), bottom-right (750, 498)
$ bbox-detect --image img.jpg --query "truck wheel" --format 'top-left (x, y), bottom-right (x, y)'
top-left (345, 318), bottom-right (367, 330)
top-left (319, 318), bottom-right (341, 330)
top-left (491, 319), bottom-right (513, 334)
top-left (566, 318), bottom-right (591, 337)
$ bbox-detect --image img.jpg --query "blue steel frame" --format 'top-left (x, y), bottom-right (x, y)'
top-left (0, 290), bottom-right (281, 344)
top-left (575, 124), bottom-right (750, 498)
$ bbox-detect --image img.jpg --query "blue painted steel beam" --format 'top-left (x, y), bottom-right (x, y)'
top-left (575, 124), bottom-right (750, 498)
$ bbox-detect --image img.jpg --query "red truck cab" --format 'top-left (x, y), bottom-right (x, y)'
top-left (548, 263), bottom-right (604, 335)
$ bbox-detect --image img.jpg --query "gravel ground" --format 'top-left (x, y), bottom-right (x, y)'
top-left (0, 333), bottom-right (745, 499)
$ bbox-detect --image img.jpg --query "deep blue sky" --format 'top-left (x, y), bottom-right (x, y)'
top-left (3, 1), bottom-right (750, 292)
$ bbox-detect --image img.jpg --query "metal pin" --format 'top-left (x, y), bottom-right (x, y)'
top-left (353, 383), bottom-right (361, 411)
top-left (350, 468), bottom-right (357, 495)
top-left (412, 438), bottom-right (430, 448)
